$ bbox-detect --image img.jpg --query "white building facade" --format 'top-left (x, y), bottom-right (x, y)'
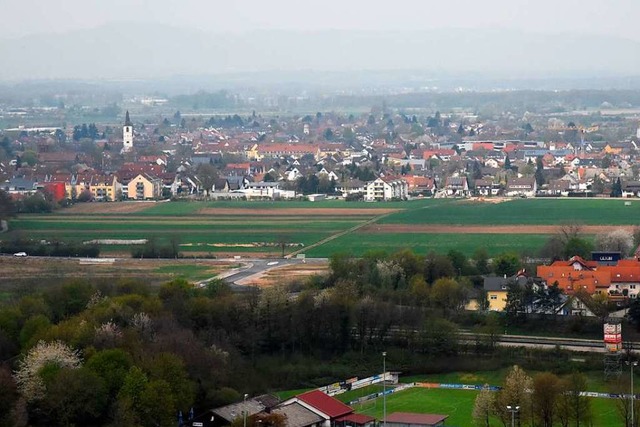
top-left (364, 177), bottom-right (408, 201)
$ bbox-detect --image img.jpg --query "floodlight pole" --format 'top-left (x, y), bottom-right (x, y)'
top-left (628, 361), bottom-right (638, 427)
top-left (507, 405), bottom-right (519, 427)
top-left (243, 393), bottom-right (248, 427)
top-left (382, 351), bottom-right (387, 427)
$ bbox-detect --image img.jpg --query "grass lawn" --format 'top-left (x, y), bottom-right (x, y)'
top-left (354, 385), bottom-right (623, 426)
top-left (153, 264), bottom-right (219, 281)
top-left (354, 387), bottom-right (477, 426)
top-left (336, 384), bottom-right (387, 404)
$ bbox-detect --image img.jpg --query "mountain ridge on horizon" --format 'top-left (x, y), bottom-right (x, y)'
top-left (1, 23), bottom-right (639, 82)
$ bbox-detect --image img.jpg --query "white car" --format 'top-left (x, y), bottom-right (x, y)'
top-left (13, 252), bottom-right (28, 257)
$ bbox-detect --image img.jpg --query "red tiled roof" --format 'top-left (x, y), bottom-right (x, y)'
top-left (472, 142), bottom-right (494, 151)
top-left (335, 414), bottom-right (376, 424)
top-left (296, 390), bottom-right (352, 418)
top-left (565, 256), bottom-right (598, 268)
top-left (385, 412), bottom-right (448, 426)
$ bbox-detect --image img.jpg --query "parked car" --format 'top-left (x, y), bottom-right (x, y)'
top-left (13, 252), bottom-right (28, 257)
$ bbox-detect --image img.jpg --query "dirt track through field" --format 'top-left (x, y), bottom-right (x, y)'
top-left (361, 224), bottom-right (637, 234)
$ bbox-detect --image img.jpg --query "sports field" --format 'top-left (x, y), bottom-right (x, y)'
top-left (4, 198), bottom-right (638, 258)
top-left (353, 386), bottom-right (620, 426)
top-left (359, 369), bottom-right (625, 426)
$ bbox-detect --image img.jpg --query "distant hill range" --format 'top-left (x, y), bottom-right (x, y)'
top-left (1, 23), bottom-right (640, 83)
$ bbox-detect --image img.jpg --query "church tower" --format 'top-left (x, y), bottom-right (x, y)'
top-left (123, 110), bottom-right (133, 151)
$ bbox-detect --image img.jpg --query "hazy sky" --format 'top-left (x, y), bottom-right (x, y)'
top-left (2, 0), bottom-right (640, 41)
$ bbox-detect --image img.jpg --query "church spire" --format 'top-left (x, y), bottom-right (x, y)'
top-left (125, 110), bottom-right (132, 127)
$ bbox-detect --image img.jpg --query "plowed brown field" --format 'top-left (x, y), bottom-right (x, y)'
top-left (61, 202), bottom-right (157, 214)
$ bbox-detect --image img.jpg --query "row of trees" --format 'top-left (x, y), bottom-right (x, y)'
top-left (473, 366), bottom-right (594, 427)
top-left (473, 364), bottom-right (640, 427)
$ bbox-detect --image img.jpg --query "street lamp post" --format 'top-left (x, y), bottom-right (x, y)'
top-left (382, 351), bottom-right (387, 427)
top-left (243, 393), bottom-right (249, 427)
top-left (628, 361), bottom-right (638, 427)
top-left (506, 405), bottom-right (519, 427)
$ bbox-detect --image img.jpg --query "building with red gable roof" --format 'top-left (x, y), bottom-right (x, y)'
top-left (281, 390), bottom-right (353, 427)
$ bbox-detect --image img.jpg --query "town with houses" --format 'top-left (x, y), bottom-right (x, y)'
top-left (3, 103), bottom-right (640, 321)
top-left (2, 103), bottom-right (640, 205)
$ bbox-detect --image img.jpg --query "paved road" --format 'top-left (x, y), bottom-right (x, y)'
top-left (200, 257), bottom-right (328, 288)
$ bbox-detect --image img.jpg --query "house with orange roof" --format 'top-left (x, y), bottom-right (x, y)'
top-left (604, 143), bottom-right (623, 155)
top-left (537, 256), bottom-right (640, 300)
top-left (404, 175), bottom-right (436, 195)
top-left (421, 149), bottom-right (455, 162)
top-left (472, 142), bottom-right (494, 151)
top-left (599, 259), bottom-right (640, 299)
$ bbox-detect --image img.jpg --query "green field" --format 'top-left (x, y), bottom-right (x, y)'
top-left (138, 199), bottom-right (436, 216)
top-left (3, 198), bottom-right (634, 257)
top-left (382, 198), bottom-right (640, 225)
top-left (305, 232), bottom-right (553, 257)
top-left (354, 386), bottom-right (621, 426)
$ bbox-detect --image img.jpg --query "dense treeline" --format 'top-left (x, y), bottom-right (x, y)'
top-left (0, 248), bottom-right (606, 427)
top-left (0, 239), bottom-right (99, 257)
top-left (131, 238), bottom-right (179, 259)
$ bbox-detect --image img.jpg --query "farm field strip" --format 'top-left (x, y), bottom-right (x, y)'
top-left (382, 198), bottom-right (640, 225)
top-left (20, 214), bottom-right (376, 221)
top-left (362, 224), bottom-right (633, 234)
top-left (11, 219), bottom-right (361, 231)
top-left (196, 207), bottom-right (400, 215)
top-left (305, 232), bottom-right (554, 257)
top-left (5, 230), bottom-right (332, 242)
top-left (134, 199), bottom-right (441, 215)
